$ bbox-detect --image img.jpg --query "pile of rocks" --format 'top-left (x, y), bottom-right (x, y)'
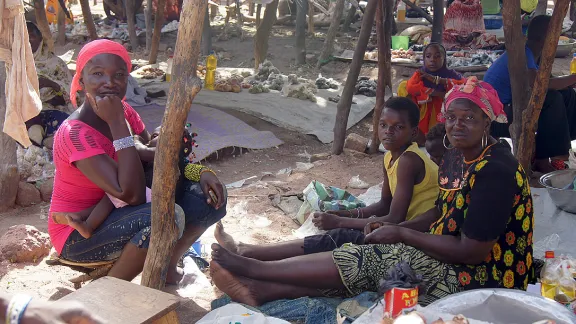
top-left (16, 146), bottom-right (54, 207)
top-left (355, 77), bottom-right (377, 97)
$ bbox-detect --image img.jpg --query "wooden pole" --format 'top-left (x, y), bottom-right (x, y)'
top-left (332, 0), bottom-right (377, 154)
top-left (80, 0), bottom-right (98, 40)
top-left (145, 0), bottom-right (153, 53)
top-left (249, 1), bottom-right (255, 15)
top-left (401, 0), bottom-right (432, 23)
top-left (516, 0), bottom-right (570, 171)
top-left (502, 0), bottom-right (530, 159)
top-left (256, 4), bottom-right (262, 26)
top-left (370, 0), bottom-right (393, 153)
top-left (342, 3), bottom-right (356, 32)
top-left (149, 0), bottom-right (166, 64)
top-left (126, 0), bottom-right (140, 51)
top-left (254, 0), bottom-right (279, 69)
top-left (202, 5), bottom-right (212, 55)
top-left (295, 0), bottom-right (308, 64)
top-left (57, 3), bottom-right (66, 46)
top-left (431, 0), bottom-right (443, 43)
top-left (317, 0), bottom-right (345, 68)
top-left (34, 0), bottom-right (55, 53)
top-left (0, 64), bottom-right (18, 213)
top-left (141, 0), bottom-right (207, 290)
top-left (308, 2), bottom-right (314, 34)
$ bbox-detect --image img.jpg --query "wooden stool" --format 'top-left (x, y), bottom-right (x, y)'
top-left (60, 276), bottom-right (180, 324)
top-left (46, 254), bottom-right (115, 289)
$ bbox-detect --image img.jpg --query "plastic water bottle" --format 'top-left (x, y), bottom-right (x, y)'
top-left (204, 51), bottom-right (217, 90)
top-left (570, 53), bottom-right (576, 75)
top-left (397, 2), bottom-right (406, 22)
top-left (166, 55), bottom-right (173, 82)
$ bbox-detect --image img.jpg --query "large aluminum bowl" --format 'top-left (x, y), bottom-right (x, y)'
top-left (539, 169), bottom-right (576, 214)
top-left (556, 40), bottom-right (576, 57)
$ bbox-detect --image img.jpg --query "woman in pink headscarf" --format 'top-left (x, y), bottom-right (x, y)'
top-left (208, 77), bottom-right (534, 307)
top-left (49, 40), bottom-right (226, 284)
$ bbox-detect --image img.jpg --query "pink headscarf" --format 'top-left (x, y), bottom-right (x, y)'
top-left (443, 76), bottom-right (508, 124)
top-left (70, 39), bottom-right (133, 107)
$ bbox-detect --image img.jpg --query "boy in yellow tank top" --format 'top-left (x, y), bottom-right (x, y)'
top-left (312, 97), bottom-right (439, 231)
top-left (214, 98), bottom-right (444, 257)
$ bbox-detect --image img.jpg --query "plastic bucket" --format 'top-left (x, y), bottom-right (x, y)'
top-left (392, 36), bottom-right (410, 50)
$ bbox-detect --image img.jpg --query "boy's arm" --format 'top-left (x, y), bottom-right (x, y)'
top-left (84, 195), bottom-right (115, 232)
top-left (351, 160), bottom-right (393, 218)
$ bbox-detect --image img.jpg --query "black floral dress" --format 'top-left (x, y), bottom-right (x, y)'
top-left (430, 142), bottom-right (534, 290)
top-left (329, 142), bottom-right (534, 304)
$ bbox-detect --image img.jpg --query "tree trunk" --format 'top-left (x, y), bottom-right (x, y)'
top-left (332, 0), bottom-right (377, 154)
top-left (80, 0), bottom-right (98, 40)
top-left (57, 3), bottom-right (66, 46)
top-left (431, 0), bottom-right (443, 43)
top-left (254, 0), bottom-right (279, 69)
top-left (34, 0), bottom-right (55, 53)
top-left (202, 5), bottom-right (212, 55)
top-left (295, 0), bottom-right (308, 64)
top-left (0, 64), bottom-right (18, 213)
top-left (146, 0), bottom-right (153, 53)
top-left (516, 0), bottom-right (570, 171)
top-left (256, 4), bottom-right (262, 26)
top-left (140, 0), bottom-right (206, 290)
top-left (342, 3), bottom-right (356, 32)
top-left (149, 0), bottom-right (166, 63)
top-left (249, 1), bottom-right (255, 15)
top-left (370, 0), bottom-right (393, 153)
top-left (126, 0), bottom-right (139, 51)
top-left (317, 0), bottom-right (344, 68)
top-left (308, 2), bottom-right (314, 34)
top-left (502, 0), bottom-right (531, 163)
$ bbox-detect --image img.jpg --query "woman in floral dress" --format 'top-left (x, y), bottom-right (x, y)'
top-left (209, 77), bottom-right (534, 307)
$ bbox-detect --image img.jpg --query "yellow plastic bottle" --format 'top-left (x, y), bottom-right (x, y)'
top-left (166, 55), bottom-right (173, 82)
top-left (205, 51), bottom-right (217, 90)
top-left (570, 53), bottom-right (576, 75)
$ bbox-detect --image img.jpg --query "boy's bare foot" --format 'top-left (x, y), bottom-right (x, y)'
top-left (211, 243), bottom-right (255, 277)
top-left (166, 266), bottom-right (184, 285)
top-left (210, 261), bottom-right (260, 307)
top-left (65, 215), bottom-right (93, 239)
top-left (214, 221), bottom-right (239, 254)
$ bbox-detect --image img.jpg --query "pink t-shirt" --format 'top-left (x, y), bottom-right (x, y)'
top-left (49, 102), bottom-right (146, 254)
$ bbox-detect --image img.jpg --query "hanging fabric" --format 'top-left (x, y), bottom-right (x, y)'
top-left (0, 0), bottom-right (42, 147)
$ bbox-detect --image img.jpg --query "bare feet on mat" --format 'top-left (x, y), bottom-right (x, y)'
top-left (214, 221), bottom-right (239, 254)
top-left (210, 260), bottom-right (260, 307)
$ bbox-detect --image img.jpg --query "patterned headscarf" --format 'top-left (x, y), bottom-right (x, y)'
top-left (69, 39), bottom-right (132, 107)
top-left (443, 76), bottom-right (507, 123)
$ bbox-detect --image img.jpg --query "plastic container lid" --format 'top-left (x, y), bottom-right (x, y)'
top-left (545, 251), bottom-right (555, 258)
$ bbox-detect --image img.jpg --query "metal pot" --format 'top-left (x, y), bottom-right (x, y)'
top-left (539, 169), bottom-right (576, 214)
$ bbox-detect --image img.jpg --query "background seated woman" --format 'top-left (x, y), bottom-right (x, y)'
top-left (25, 22), bottom-right (75, 148)
top-left (210, 77), bottom-right (534, 307)
top-left (49, 40), bottom-right (226, 284)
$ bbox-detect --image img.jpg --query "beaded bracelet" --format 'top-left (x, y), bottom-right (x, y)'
top-left (184, 163), bottom-right (216, 182)
top-left (113, 136), bottom-right (135, 152)
top-left (6, 294), bottom-right (32, 324)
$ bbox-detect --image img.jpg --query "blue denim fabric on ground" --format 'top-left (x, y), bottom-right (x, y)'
top-left (211, 292), bottom-right (379, 324)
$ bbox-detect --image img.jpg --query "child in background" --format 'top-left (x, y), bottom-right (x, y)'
top-left (425, 123), bottom-right (447, 166)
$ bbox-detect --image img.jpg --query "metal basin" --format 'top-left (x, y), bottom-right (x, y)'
top-left (556, 40), bottom-right (576, 58)
top-left (539, 169), bottom-right (576, 214)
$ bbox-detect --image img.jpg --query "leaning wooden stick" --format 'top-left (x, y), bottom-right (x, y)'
top-left (140, 0), bottom-right (207, 290)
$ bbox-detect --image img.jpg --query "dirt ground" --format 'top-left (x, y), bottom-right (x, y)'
top-left (1, 4), bottom-right (387, 321)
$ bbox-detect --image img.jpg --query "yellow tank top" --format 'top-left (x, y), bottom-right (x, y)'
top-left (383, 142), bottom-right (439, 221)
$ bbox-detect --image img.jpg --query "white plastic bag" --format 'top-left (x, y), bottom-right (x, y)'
top-left (197, 304), bottom-right (290, 324)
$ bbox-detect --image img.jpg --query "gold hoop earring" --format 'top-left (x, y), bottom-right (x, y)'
top-left (443, 134), bottom-right (453, 150)
top-left (482, 132), bottom-right (488, 149)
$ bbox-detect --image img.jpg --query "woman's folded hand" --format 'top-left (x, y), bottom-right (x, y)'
top-left (364, 223), bottom-right (404, 245)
